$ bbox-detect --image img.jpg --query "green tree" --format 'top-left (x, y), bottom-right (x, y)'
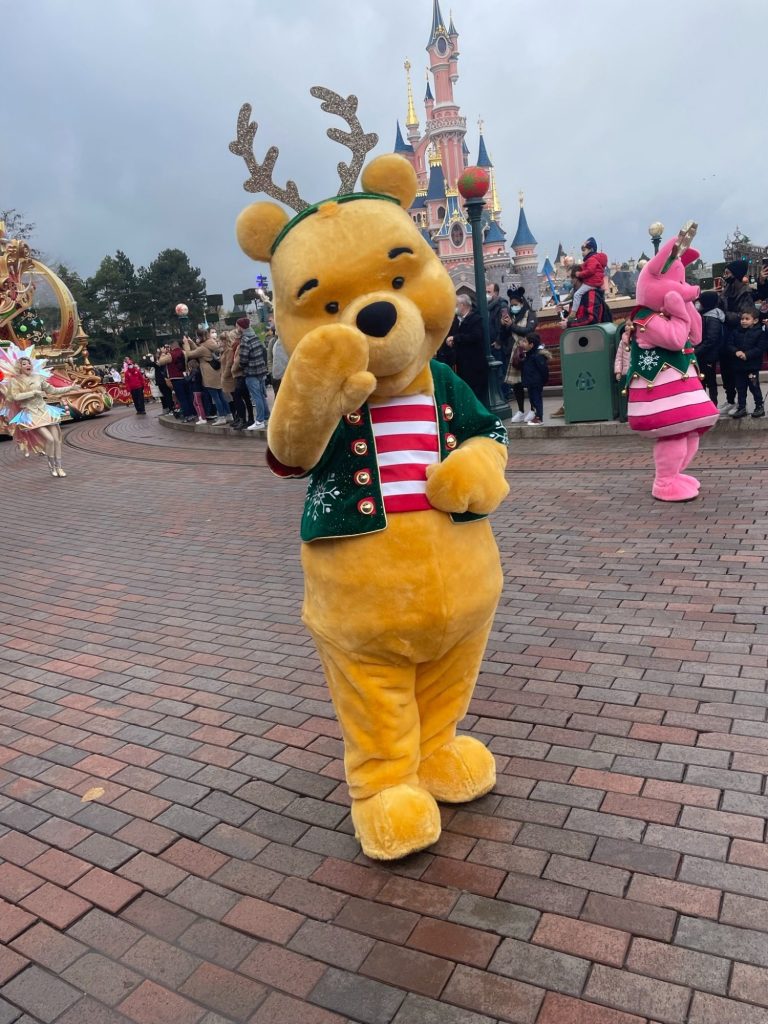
top-left (89, 250), bottom-right (142, 333)
top-left (0, 208), bottom-right (43, 258)
top-left (145, 248), bottom-right (207, 333)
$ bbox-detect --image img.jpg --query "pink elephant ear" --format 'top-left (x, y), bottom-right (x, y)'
top-left (681, 248), bottom-right (700, 267)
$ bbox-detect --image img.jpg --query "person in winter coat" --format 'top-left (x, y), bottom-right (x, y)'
top-left (233, 317), bottom-right (269, 429)
top-left (451, 294), bottom-right (487, 402)
top-left (719, 260), bottom-right (757, 412)
top-left (569, 237), bottom-right (608, 321)
top-left (728, 307), bottom-right (766, 419)
top-left (505, 337), bottom-right (530, 422)
top-left (500, 286), bottom-right (537, 401)
top-left (519, 333), bottom-right (549, 425)
top-left (695, 291), bottom-right (725, 406)
top-left (183, 329), bottom-right (229, 424)
top-left (157, 339), bottom-right (196, 421)
top-left (268, 334), bottom-right (289, 396)
top-left (123, 361), bottom-right (146, 415)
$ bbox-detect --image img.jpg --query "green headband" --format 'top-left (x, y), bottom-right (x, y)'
top-left (271, 192), bottom-right (400, 254)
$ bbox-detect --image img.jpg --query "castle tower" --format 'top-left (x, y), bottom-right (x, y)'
top-left (511, 192), bottom-right (541, 310)
top-left (397, 1), bottom-right (512, 292)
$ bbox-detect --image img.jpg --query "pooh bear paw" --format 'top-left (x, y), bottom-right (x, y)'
top-left (291, 324), bottom-right (376, 415)
top-left (351, 784), bottom-right (441, 861)
top-left (425, 443), bottom-right (509, 515)
top-left (419, 736), bottom-right (496, 803)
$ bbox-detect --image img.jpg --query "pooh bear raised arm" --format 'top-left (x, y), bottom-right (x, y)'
top-left (268, 325), bottom-right (377, 471)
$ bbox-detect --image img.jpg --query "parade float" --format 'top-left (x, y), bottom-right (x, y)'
top-left (0, 222), bottom-right (112, 435)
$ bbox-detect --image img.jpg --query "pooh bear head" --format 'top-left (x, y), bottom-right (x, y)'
top-left (235, 152), bottom-right (456, 398)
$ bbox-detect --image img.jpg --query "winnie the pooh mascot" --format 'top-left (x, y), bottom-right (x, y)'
top-left (230, 89), bottom-right (509, 860)
top-left (622, 222), bottom-right (719, 501)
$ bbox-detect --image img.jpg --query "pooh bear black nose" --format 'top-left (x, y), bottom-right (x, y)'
top-left (356, 301), bottom-right (398, 338)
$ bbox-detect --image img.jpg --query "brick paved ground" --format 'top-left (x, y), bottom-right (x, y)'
top-left (1, 405), bottom-right (768, 1024)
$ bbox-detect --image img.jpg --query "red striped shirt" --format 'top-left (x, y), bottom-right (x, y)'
top-left (369, 395), bottom-right (438, 513)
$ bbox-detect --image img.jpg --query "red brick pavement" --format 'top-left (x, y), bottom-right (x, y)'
top-left (0, 406), bottom-right (767, 1023)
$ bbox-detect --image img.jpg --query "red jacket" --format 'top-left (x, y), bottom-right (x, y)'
top-left (577, 251), bottom-right (608, 288)
top-left (124, 366), bottom-right (145, 391)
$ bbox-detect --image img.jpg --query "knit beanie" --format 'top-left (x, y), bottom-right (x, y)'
top-left (236, 317), bottom-right (251, 330)
top-left (726, 260), bottom-right (748, 281)
top-left (698, 291), bottom-right (719, 313)
top-left (585, 237), bottom-right (597, 253)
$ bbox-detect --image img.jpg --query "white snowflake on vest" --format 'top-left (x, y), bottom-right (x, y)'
top-left (638, 350), bottom-right (661, 372)
top-left (308, 474), bottom-right (342, 520)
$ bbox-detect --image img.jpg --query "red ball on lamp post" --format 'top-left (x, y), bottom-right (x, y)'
top-left (457, 166), bottom-right (509, 420)
top-left (457, 166), bottom-right (491, 201)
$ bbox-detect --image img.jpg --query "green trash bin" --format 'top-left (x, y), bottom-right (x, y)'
top-left (560, 322), bottom-right (619, 424)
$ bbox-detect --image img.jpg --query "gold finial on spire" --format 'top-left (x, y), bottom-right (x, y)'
top-left (428, 145), bottom-right (443, 167)
top-left (490, 164), bottom-right (501, 219)
top-left (478, 115), bottom-right (484, 134)
top-left (519, 190), bottom-right (525, 208)
top-left (404, 59), bottom-right (418, 128)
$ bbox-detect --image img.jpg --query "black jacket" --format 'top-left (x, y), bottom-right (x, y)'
top-left (729, 324), bottom-right (767, 372)
top-left (696, 309), bottom-right (725, 364)
top-left (452, 310), bottom-right (487, 395)
top-left (721, 280), bottom-right (756, 329)
top-left (521, 346), bottom-right (549, 388)
top-left (487, 296), bottom-right (508, 344)
top-left (501, 304), bottom-right (537, 347)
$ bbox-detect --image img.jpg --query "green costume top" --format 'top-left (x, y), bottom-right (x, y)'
top-left (625, 306), bottom-right (698, 386)
top-left (268, 360), bottom-right (508, 542)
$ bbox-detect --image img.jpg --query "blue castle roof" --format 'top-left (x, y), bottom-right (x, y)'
top-left (411, 192), bottom-right (427, 210)
top-left (435, 194), bottom-right (472, 239)
top-left (540, 257), bottom-right (555, 277)
top-left (476, 134), bottom-right (492, 168)
top-left (484, 220), bottom-right (506, 244)
top-left (394, 121), bottom-right (413, 154)
top-left (427, 0), bottom-right (448, 46)
top-left (421, 227), bottom-right (437, 250)
top-left (511, 205), bottom-right (537, 248)
top-left (425, 79), bottom-right (433, 101)
top-left (426, 161), bottom-right (446, 201)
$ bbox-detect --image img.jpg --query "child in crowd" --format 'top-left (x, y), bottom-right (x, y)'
top-left (568, 237), bottom-right (608, 321)
top-left (186, 358), bottom-right (207, 425)
top-left (730, 307), bottom-right (767, 419)
top-left (695, 291), bottom-right (725, 406)
top-left (520, 333), bottom-right (549, 425)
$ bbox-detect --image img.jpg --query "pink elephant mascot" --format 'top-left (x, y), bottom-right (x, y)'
top-left (622, 224), bottom-right (719, 501)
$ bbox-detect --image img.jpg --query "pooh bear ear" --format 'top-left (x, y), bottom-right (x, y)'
top-left (361, 154), bottom-right (418, 209)
top-left (235, 202), bottom-right (290, 263)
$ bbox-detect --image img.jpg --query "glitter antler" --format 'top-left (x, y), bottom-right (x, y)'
top-left (229, 104), bottom-right (309, 212)
top-left (310, 87), bottom-right (379, 195)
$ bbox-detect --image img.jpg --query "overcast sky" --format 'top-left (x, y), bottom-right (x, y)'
top-left (4, 0), bottom-right (766, 305)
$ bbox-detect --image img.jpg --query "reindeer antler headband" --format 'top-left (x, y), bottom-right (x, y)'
top-left (230, 86), bottom-right (391, 253)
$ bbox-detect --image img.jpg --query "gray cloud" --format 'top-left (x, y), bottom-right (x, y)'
top-left (4, 0), bottom-right (766, 305)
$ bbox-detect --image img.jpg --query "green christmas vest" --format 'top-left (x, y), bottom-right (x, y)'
top-left (269, 360), bottom-right (508, 543)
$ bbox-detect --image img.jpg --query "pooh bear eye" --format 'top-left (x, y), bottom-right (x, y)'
top-left (325, 302), bottom-right (339, 314)
top-left (392, 277), bottom-right (405, 290)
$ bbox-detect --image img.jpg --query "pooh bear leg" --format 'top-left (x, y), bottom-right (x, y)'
top-left (316, 642), bottom-right (441, 861)
top-left (416, 621), bottom-right (496, 804)
top-left (652, 436), bottom-right (698, 502)
top-left (679, 431), bottom-right (701, 492)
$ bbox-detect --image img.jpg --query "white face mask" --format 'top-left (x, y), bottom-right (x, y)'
top-left (511, 305), bottom-right (522, 314)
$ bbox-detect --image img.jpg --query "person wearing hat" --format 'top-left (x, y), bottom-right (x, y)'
top-left (569, 237), bottom-right (608, 324)
top-left (501, 286), bottom-right (538, 420)
top-left (695, 291), bottom-right (726, 406)
top-left (233, 316), bottom-right (269, 430)
top-left (718, 260), bottom-right (756, 413)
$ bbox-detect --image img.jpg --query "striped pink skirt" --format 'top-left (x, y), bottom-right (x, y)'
top-left (627, 367), bottom-right (719, 437)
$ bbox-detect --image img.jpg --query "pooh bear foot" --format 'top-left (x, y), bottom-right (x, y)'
top-left (419, 736), bottom-right (496, 803)
top-left (351, 784), bottom-right (441, 861)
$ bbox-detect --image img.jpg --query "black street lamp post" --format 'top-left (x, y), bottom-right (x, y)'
top-left (649, 221), bottom-right (664, 256)
top-left (458, 168), bottom-right (510, 421)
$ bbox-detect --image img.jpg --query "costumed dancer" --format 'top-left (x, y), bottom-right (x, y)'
top-left (0, 344), bottom-right (80, 476)
top-left (622, 223), bottom-right (718, 501)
